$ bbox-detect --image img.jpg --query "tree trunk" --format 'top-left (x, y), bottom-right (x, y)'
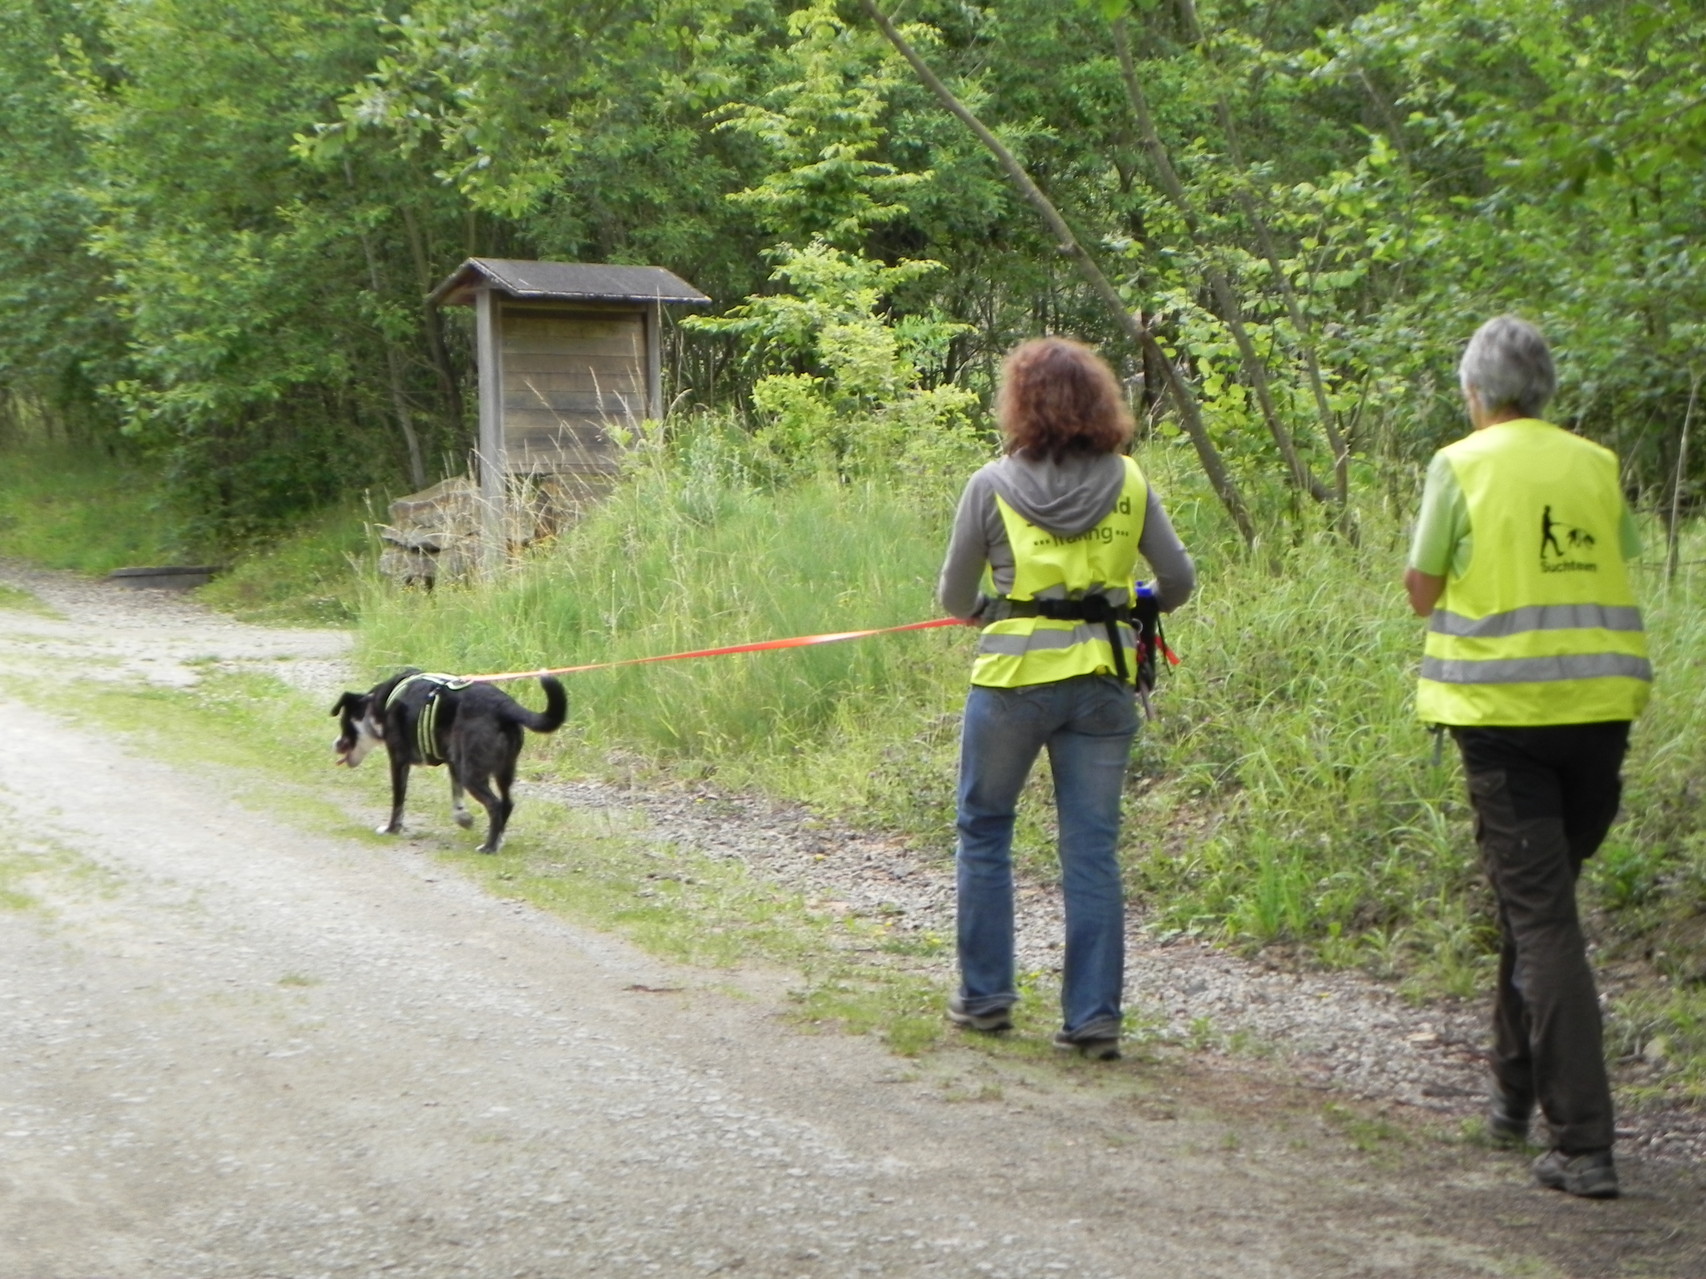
top-left (1174, 0), bottom-right (1352, 509)
top-left (1666, 373), bottom-right (1699, 584)
top-left (358, 230), bottom-right (428, 492)
top-left (1111, 18), bottom-right (1330, 507)
top-left (402, 203), bottom-right (465, 437)
top-left (344, 159), bottom-right (428, 492)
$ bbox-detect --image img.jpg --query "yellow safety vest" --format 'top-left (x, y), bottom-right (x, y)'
top-left (1417, 419), bottom-right (1650, 726)
top-left (972, 457), bottom-right (1147, 688)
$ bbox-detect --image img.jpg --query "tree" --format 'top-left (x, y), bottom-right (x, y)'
top-left (862, 0), bottom-right (1262, 541)
top-left (60, 0), bottom-right (475, 541)
top-left (0, 0), bottom-right (125, 447)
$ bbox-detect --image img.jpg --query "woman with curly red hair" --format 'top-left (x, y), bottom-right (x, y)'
top-left (937, 336), bottom-right (1195, 1059)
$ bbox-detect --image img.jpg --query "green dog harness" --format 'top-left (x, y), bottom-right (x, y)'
top-left (386, 672), bottom-right (473, 765)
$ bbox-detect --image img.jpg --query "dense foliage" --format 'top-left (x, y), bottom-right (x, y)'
top-left (3, 0), bottom-right (1702, 544)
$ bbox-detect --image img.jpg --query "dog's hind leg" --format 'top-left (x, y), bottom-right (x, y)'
top-left (449, 775), bottom-right (475, 830)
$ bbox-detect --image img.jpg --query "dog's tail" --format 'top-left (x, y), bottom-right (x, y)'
top-left (507, 675), bottom-right (568, 734)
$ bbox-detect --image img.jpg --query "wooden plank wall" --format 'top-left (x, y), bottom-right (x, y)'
top-left (499, 304), bottom-right (647, 475)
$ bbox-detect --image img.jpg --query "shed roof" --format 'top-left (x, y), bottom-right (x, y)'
top-left (429, 258), bottom-right (711, 308)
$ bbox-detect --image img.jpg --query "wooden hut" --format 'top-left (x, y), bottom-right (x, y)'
top-left (426, 258), bottom-right (711, 568)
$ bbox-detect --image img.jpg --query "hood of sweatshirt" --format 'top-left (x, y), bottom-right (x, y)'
top-left (984, 450), bottom-right (1128, 537)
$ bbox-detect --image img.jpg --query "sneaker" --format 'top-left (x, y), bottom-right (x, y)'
top-left (1487, 1088), bottom-right (1533, 1144)
top-left (1052, 1029), bottom-right (1121, 1061)
top-left (1532, 1148), bottom-right (1620, 1200)
top-left (947, 994), bottom-right (1013, 1033)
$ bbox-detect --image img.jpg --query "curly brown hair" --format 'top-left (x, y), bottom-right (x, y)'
top-left (996, 337), bottom-right (1134, 460)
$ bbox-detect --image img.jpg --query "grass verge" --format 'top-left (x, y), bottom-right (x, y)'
top-left (0, 582), bottom-right (56, 615)
top-left (195, 502), bottom-right (376, 625)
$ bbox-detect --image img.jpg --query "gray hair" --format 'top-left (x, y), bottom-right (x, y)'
top-left (1458, 315), bottom-right (1556, 418)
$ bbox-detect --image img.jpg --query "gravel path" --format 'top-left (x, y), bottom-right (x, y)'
top-left (0, 561), bottom-right (1701, 1279)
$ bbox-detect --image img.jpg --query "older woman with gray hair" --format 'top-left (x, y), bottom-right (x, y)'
top-left (1404, 315), bottom-right (1651, 1199)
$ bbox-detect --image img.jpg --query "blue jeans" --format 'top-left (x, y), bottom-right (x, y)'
top-left (954, 675), bottom-right (1139, 1038)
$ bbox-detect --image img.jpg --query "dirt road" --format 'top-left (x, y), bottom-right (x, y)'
top-left (0, 566), bottom-right (1701, 1279)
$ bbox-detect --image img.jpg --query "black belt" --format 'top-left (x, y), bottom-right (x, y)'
top-left (995, 596), bottom-right (1133, 683)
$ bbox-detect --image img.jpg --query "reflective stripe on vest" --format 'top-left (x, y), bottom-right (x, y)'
top-left (1428, 602), bottom-right (1645, 639)
top-left (971, 457), bottom-right (1146, 688)
top-left (1415, 420), bottom-right (1650, 726)
top-left (1420, 652), bottom-right (1653, 684)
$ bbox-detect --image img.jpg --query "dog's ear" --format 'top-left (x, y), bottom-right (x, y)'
top-left (331, 691), bottom-right (362, 717)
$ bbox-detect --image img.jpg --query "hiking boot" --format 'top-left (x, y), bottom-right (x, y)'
top-left (947, 994), bottom-right (1013, 1033)
top-left (1487, 1088), bottom-right (1533, 1144)
top-left (1052, 1029), bottom-right (1120, 1061)
top-left (1532, 1148), bottom-right (1620, 1200)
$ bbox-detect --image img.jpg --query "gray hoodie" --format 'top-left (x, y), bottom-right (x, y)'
top-left (936, 450), bottom-right (1196, 620)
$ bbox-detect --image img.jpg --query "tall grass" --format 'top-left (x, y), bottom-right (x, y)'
top-left (1590, 537), bottom-right (1706, 1090)
top-left (0, 443), bottom-right (184, 571)
top-left (355, 426), bottom-right (976, 823)
top-left (195, 503), bottom-right (373, 624)
top-left (1125, 522), bottom-right (1489, 989)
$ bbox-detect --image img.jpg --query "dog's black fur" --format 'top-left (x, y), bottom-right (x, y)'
top-left (331, 668), bottom-right (567, 852)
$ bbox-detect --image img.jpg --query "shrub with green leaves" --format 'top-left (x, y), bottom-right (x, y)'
top-left (688, 241), bottom-right (979, 485)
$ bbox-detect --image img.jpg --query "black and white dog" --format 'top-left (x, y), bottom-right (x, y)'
top-left (331, 668), bottom-right (567, 852)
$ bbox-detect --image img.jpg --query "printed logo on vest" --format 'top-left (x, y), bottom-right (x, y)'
top-left (1030, 525), bottom-right (1128, 548)
top-left (1539, 504), bottom-right (1599, 574)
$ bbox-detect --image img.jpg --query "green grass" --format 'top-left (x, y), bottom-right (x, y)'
top-left (39, 668), bottom-right (371, 842)
top-left (1124, 521), bottom-right (1495, 992)
top-left (0, 440), bottom-right (378, 625)
top-left (353, 440), bottom-right (972, 826)
top-left (195, 502), bottom-right (375, 625)
top-left (0, 582), bottom-right (54, 615)
top-left (1322, 1101), bottom-right (1410, 1157)
top-left (0, 443), bottom-right (185, 571)
top-left (0, 834), bottom-right (111, 913)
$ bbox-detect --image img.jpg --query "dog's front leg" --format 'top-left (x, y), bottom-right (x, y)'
top-left (449, 775), bottom-right (475, 830)
top-left (381, 746), bottom-right (411, 835)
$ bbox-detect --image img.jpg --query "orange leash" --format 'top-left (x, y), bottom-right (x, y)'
top-left (460, 617), bottom-right (964, 683)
